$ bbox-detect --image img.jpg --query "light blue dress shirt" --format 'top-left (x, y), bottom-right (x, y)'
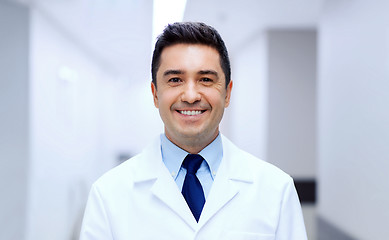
top-left (160, 134), bottom-right (223, 199)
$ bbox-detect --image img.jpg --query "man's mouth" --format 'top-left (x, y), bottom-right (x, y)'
top-left (178, 110), bottom-right (205, 116)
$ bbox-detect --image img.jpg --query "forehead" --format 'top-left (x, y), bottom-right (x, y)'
top-left (158, 44), bottom-right (222, 72)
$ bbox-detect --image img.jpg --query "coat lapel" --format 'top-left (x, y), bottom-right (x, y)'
top-left (197, 135), bottom-right (254, 228)
top-left (132, 136), bottom-right (197, 230)
top-left (150, 164), bottom-right (198, 229)
top-left (197, 168), bottom-right (239, 228)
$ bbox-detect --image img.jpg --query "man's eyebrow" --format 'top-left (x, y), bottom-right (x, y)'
top-left (199, 70), bottom-right (218, 77)
top-left (163, 69), bottom-right (184, 76)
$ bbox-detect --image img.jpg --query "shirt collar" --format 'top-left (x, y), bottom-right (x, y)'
top-left (160, 133), bottom-right (223, 179)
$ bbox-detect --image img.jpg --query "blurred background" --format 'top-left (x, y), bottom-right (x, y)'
top-left (1, 0), bottom-right (388, 239)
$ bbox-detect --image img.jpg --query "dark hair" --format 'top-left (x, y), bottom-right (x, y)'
top-left (151, 22), bottom-right (231, 88)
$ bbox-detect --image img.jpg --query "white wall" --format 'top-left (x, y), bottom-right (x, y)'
top-left (267, 30), bottom-right (317, 178)
top-left (224, 33), bottom-right (268, 160)
top-left (318, 0), bottom-right (389, 239)
top-left (0, 1), bottom-right (29, 240)
top-left (27, 11), bottom-right (112, 239)
top-left (26, 2), bottom-right (157, 240)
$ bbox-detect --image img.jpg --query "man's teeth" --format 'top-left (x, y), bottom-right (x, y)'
top-left (180, 110), bottom-right (202, 116)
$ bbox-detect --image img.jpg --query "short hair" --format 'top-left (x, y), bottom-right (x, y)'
top-left (151, 22), bottom-right (231, 88)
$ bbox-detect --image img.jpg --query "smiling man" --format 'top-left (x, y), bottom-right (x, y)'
top-left (80, 22), bottom-right (307, 240)
top-left (151, 43), bottom-right (232, 154)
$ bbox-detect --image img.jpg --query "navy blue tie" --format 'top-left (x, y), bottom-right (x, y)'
top-left (181, 154), bottom-right (205, 222)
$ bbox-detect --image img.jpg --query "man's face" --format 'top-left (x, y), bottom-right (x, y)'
top-left (152, 44), bottom-right (232, 150)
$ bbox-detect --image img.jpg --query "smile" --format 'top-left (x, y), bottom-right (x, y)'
top-left (179, 110), bottom-right (204, 116)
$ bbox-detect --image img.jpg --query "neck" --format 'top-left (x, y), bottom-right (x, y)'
top-left (165, 132), bottom-right (219, 154)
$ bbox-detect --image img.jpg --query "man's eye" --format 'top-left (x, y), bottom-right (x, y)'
top-left (201, 78), bottom-right (213, 82)
top-left (168, 78), bottom-right (181, 83)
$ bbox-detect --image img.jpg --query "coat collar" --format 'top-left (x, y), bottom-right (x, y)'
top-left (131, 134), bottom-right (255, 231)
top-left (220, 135), bottom-right (255, 183)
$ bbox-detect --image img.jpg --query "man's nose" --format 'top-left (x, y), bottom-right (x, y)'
top-left (181, 81), bottom-right (201, 103)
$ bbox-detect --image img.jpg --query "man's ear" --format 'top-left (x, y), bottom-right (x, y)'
top-left (151, 82), bottom-right (159, 108)
top-left (224, 80), bottom-right (233, 107)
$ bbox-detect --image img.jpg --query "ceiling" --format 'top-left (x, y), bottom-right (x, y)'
top-left (185, 0), bottom-right (323, 53)
top-left (14, 0), bottom-right (323, 76)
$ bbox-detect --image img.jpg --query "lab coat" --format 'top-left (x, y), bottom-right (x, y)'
top-left (80, 135), bottom-right (307, 240)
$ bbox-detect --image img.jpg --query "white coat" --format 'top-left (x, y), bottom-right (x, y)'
top-left (80, 135), bottom-right (307, 240)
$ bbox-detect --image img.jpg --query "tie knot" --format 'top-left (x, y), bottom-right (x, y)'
top-left (182, 154), bottom-right (204, 175)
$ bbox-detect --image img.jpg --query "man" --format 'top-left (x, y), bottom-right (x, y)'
top-left (80, 22), bottom-right (307, 239)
